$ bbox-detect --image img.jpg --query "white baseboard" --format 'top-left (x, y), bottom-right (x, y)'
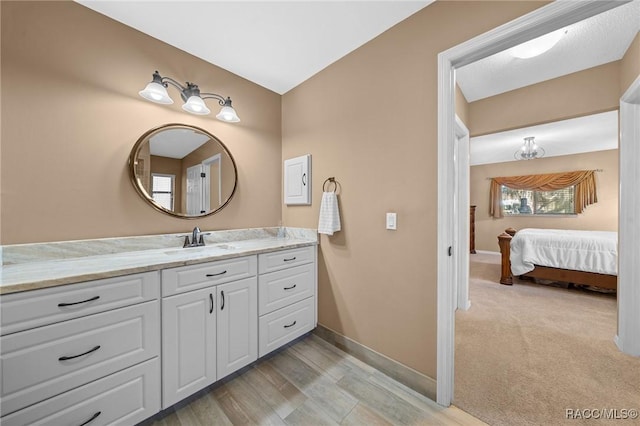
top-left (474, 250), bottom-right (499, 255)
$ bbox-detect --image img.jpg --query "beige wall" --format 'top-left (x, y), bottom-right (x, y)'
top-left (471, 150), bottom-right (618, 252)
top-left (282, 1), bottom-right (547, 380)
top-left (468, 61), bottom-right (621, 136)
top-left (620, 32), bottom-right (640, 95)
top-left (0, 1), bottom-right (282, 244)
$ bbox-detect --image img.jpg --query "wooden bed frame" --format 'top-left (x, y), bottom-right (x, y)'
top-left (497, 228), bottom-right (617, 290)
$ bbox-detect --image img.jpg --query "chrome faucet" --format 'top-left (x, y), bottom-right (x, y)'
top-left (192, 227), bottom-right (201, 244)
top-left (183, 227), bottom-right (210, 248)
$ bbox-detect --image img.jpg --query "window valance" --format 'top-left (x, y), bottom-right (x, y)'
top-left (489, 170), bottom-right (597, 218)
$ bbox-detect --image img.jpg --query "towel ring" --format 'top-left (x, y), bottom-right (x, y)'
top-left (323, 177), bottom-right (337, 192)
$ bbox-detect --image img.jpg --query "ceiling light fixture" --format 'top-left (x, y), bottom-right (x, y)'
top-left (139, 71), bottom-right (240, 122)
top-left (509, 28), bottom-right (566, 59)
top-left (515, 136), bottom-right (544, 160)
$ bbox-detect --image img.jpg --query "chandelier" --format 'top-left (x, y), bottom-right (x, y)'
top-left (515, 136), bottom-right (544, 160)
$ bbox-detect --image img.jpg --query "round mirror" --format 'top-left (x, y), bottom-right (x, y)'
top-left (129, 123), bottom-right (237, 218)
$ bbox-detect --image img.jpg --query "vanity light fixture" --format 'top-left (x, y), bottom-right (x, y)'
top-left (515, 136), bottom-right (544, 160)
top-left (139, 71), bottom-right (241, 122)
top-left (509, 28), bottom-right (567, 59)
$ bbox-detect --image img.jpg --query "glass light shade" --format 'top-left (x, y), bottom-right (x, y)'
top-left (182, 96), bottom-right (211, 115)
top-left (139, 82), bottom-right (173, 104)
top-left (509, 29), bottom-right (565, 59)
top-left (515, 137), bottom-right (544, 160)
top-left (216, 105), bottom-right (241, 123)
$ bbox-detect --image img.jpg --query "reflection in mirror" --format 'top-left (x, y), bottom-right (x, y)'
top-left (129, 124), bottom-right (237, 218)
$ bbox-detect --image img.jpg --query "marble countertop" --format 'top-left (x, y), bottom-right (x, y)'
top-left (0, 228), bottom-right (317, 295)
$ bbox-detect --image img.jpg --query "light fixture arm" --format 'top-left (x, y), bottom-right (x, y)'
top-left (150, 71), bottom-right (185, 92)
top-left (200, 93), bottom-right (230, 107)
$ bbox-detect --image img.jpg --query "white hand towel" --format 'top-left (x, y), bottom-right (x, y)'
top-left (318, 191), bottom-right (341, 235)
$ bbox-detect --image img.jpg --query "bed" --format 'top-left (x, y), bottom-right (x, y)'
top-left (497, 228), bottom-right (618, 290)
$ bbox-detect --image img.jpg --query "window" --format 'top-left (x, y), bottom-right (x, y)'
top-left (151, 174), bottom-right (175, 211)
top-left (501, 185), bottom-right (575, 215)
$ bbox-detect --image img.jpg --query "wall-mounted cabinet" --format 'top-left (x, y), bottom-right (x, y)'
top-left (284, 154), bottom-right (311, 205)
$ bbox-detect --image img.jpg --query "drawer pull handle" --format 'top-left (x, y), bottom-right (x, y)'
top-left (58, 296), bottom-right (100, 307)
top-left (59, 345), bottom-right (101, 361)
top-left (78, 411), bottom-right (101, 426)
top-left (209, 293), bottom-right (214, 314)
top-left (283, 257), bottom-right (297, 262)
top-left (221, 290), bottom-right (225, 310)
top-left (284, 284), bottom-right (297, 290)
top-left (206, 270), bottom-right (227, 277)
top-left (284, 320), bottom-right (297, 328)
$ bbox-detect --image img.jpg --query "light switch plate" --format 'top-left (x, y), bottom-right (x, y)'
top-left (386, 212), bottom-right (397, 230)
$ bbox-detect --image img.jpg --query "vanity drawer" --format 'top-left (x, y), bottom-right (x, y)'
top-left (259, 296), bottom-right (315, 357)
top-left (0, 300), bottom-right (159, 416)
top-left (162, 255), bottom-right (257, 296)
top-left (259, 263), bottom-right (314, 315)
top-left (258, 246), bottom-right (315, 274)
top-left (1, 358), bottom-right (160, 426)
top-left (0, 271), bottom-right (159, 336)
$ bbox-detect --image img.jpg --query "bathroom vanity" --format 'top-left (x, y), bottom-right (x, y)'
top-left (0, 228), bottom-right (317, 425)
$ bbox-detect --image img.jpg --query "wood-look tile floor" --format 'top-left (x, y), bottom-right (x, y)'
top-left (153, 335), bottom-right (486, 426)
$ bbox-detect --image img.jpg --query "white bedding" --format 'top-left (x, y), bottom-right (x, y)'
top-left (510, 228), bottom-right (618, 276)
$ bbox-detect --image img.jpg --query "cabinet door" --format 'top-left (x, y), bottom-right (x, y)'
top-left (162, 287), bottom-right (216, 409)
top-left (217, 277), bottom-right (258, 379)
top-left (284, 154), bottom-right (311, 205)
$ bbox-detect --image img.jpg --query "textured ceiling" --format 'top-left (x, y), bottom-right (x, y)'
top-left (469, 111), bottom-right (619, 166)
top-left (76, 0), bottom-right (434, 95)
top-left (457, 1), bottom-right (640, 102)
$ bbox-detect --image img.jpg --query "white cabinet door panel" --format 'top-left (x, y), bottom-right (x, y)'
top-left (217, 277), bottom-right (257, 379)
top-left (284, 155), bottom-right (311, 205)
top-left (162, 287), bottom-right (216, 409)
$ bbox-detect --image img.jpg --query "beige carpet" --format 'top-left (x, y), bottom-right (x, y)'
top-left (454, 252), bottom-right (640, 426)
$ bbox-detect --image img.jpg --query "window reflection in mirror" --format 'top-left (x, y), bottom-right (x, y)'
top-left (129, 124), bottom-right (237, 218)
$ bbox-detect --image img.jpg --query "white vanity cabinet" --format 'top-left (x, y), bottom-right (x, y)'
top-left (0, 240), bottom-right (317, 425)
top-left (161, 256), bottom-right (258, 409)
top-left (258, 246), bottom-right (317, 357)
top-left (0, 271), bottom-right (161, 425)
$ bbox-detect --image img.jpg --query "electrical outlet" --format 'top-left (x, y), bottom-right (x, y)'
top-left (386, 212), bottom-right (397, 230)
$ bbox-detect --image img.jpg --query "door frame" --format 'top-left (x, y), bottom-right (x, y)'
top-left (616, 75), bottom-right (640, 356)
top-left (436, 0), bottom-right (630, 406)
top-left (454, 115), bottom-right (470, 312)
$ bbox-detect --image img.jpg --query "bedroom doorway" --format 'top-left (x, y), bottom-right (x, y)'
top-left (436, 0), bottom-right (639, 407)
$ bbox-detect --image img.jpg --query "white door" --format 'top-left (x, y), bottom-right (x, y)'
top-left (186, 164), bottom-right (204, 215)
top-left (162, 287), bottom-right (216, 409)
top-left (217, 277), bottom-right (258, 379)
